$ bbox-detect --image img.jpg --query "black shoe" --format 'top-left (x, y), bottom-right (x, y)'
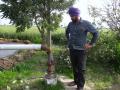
top-left (76, 87), bottom-right (83, 90)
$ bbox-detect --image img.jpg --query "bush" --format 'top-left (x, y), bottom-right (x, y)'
top-left (54, 30), bottom-right (120, 74)
top-left (87, 30), bottom-right (120, 73)
top-left (52, 28), bottom-right (67, 45)
top-left (54, 48), bottom-right (73, 78)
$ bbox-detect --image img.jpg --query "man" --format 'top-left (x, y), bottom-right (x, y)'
top-left (66, 7), bottom-right (99, 90)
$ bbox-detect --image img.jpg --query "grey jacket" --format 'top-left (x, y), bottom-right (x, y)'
top-left (66, 19), bottom-right (99, 50)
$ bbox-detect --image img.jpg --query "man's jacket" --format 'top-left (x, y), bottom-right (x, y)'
top-left (66, 19), bottom-right (99, 50)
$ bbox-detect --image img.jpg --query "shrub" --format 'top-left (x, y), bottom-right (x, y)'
top-left (52, 28), bottom-right (67, 45)
top-left (87, 30), bottom-right (120, 73)
top-left (54, 30), bottom-right (120, 74)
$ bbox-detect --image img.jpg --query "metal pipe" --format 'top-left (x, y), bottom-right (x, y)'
top-left (0, 44), bottom-right (42, 50)
top-left (0, 44), bottom-right (51, 58)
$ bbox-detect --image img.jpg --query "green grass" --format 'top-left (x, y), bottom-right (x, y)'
top-left (86, 61), bottom-right (113, 90)
top-left (0, 51), bottom-right (45, 88)
top-left (31, 80), bottom-right (65, 90)
top-left (0, 50), bottom-right (65, 90)
top-left (10, 78), bottom-right (64, 90)
top-left (0, 25), bottom-right (39, 34)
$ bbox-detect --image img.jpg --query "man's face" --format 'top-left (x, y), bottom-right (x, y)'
top-left (70, 16), bottom-right (80, 23)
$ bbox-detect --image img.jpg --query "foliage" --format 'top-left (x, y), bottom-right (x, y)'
top-left (88, 0), bottom-right (120, 35)
top-left (0, 0), bottom-right (75, 43)
top-left (0, 25), bottom-right (67, 44)
top-left (53, 46), bottom-right (73, 78)
top-left (0, 25), bottom-right (41, 43)
top-left (53, 31), bottom-right (120, 89)
top-left (0, 26), bottom-right (120, 73)
top-left (35, 80), bottom-right (65, 90)
top-left (54, 29), bottom-right (120, 74)
top-left (54, 49), bottom-right (70, 67)
top-left (88, 30), bottom-right (120, 73)
top-left (0, 51), bottom-right (46, 89)
top-left (52, 28), bottom-right (67, 45)
top-left (0, 50), bottom-right (65, 90)
top-left (10, 79), bottom-right (65, 90)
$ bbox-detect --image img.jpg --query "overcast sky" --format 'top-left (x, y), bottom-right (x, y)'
top-left (0, 0), bottom-right (105, 26)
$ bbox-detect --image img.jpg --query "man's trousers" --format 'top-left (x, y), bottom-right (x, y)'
top-left (69, 49), bottom-right (87, 88)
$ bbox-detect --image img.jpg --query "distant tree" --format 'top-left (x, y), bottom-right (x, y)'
top-left (88, 0), bottom-right (120, 34)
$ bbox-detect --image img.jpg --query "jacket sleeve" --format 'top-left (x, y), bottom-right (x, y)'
top-left (86, 21), bottom-right (99, 45)
top-left (65, 23), bottom-right (70, 41)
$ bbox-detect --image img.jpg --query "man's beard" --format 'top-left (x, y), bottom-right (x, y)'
top-left (71, 18), bottom-right (78, 23)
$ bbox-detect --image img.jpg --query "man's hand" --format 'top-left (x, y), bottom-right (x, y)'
top-left (84, 43), bottom-right (93, 49)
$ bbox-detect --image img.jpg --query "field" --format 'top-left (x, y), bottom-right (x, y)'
top-left (0, 25), bottom-right (65, 44)
top-left (0, 25), bottom-right (41, 43)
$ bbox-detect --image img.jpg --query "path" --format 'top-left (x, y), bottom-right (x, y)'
top-left (58, 75), bottom-right (93, 90)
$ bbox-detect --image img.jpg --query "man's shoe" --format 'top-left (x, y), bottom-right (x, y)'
top-left (67, 81), bottom-right (76, 86)
top-left (76, 87), bottom-right (83, 90)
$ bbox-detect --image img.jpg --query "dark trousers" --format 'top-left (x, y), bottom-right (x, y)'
top-left (69, 49), bottom-right (87, 88)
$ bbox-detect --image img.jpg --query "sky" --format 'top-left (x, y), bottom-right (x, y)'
top-left (0, 0), bottom-right (105, 26)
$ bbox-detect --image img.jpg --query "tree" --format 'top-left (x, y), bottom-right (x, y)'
top-left (0, 0), bottom-right (75, 43)
top-left (88, 6), bottom-right (102, 29)
top-left (88, 0), bottom-right (120, 34)
top-left (0, 0), bottom-right (75, 77)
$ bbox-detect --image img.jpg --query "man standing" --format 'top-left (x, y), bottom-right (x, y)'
top-left (66, 7), bottom-right (99, 90)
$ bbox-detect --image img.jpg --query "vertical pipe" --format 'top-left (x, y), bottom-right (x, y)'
top-left (46, 0), bottom-right (55, 76)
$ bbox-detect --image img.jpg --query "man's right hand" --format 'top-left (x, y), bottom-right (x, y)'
top-left (84, 43), bottom-right (93, 49)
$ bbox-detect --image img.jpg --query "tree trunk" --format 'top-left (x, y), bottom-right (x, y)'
top-left (35, 17), bottom-right (46, 44)
top-left (40, 28), bottom-right (46, 44)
